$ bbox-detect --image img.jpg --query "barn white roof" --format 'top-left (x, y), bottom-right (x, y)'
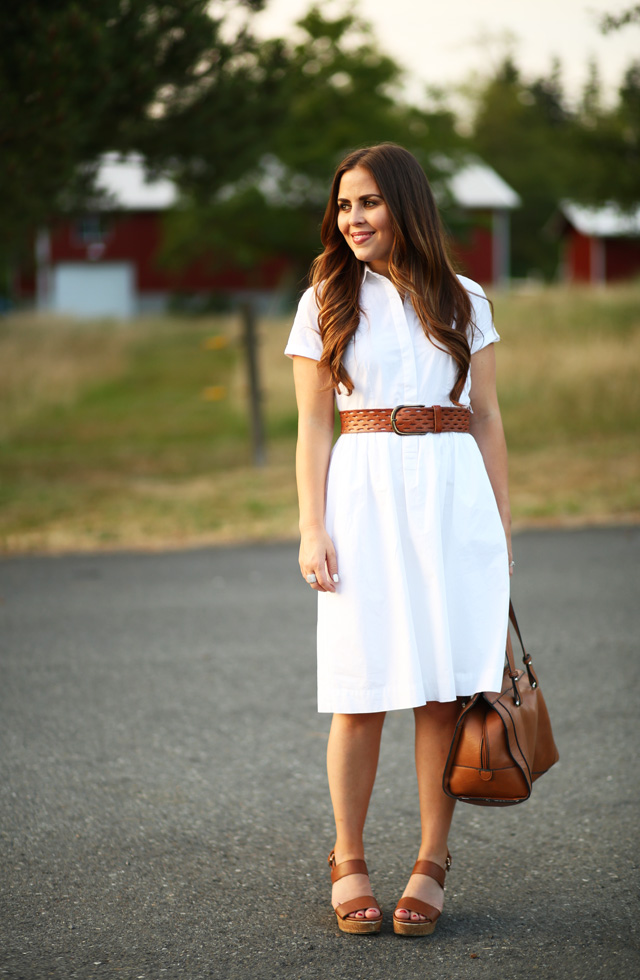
top-left (560, 201), bottom-right (640, 238)
top-left (442, 157), bottom-right (521, 210)
top-left (96, 153), bottom-right (177, 210)
top-left (93, 152), bottom-right (520, 212)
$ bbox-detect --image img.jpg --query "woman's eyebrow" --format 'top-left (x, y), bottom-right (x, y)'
top-left (337, 193), bottom-right (383, 202)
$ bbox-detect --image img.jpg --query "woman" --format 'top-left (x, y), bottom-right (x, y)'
top-left (285, 144), bottom-right (512, 936)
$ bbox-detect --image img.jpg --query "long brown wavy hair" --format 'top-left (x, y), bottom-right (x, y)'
top-left (311, 143), bottom-right (475, 404)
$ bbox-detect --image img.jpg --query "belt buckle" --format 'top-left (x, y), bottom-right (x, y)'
top-left (390, 404), bottom-right (426, 436)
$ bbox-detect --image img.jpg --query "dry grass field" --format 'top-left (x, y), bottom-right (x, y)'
top-left (1, 283), bottom-right (638, 554)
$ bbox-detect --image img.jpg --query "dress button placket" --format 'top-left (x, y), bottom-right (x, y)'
top-left (386, 282), bottom-right (419, 479)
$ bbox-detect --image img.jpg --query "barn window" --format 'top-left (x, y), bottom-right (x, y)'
top-left (74, 215), bottom-right (107, 245)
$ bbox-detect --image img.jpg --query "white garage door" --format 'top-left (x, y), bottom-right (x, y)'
top-left (52, 263), bottom-right (135, 318)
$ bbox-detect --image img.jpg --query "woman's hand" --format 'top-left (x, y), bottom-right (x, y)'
top-left (299, 525), bottom-right (339, 592)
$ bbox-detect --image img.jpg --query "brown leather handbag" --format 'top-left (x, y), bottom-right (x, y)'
top-left (442, 603), bottom-right (559, 806)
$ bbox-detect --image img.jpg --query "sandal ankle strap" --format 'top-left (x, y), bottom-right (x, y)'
top-left (410, 860), bottom-right (446, 889)
top-left (327, 850), bottom-right (369, 884)
top-left (410, 851), bottom-right (452, 890)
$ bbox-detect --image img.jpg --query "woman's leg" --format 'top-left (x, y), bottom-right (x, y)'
top-left (327, 711), bottom-right (386, 919)
top-left (395, 700), bottom-right (459, 923)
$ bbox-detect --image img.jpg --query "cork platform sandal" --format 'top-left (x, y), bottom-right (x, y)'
top-left (328, 850), bottom-right (383, 934)
top-left (393, 852), bottom-right (452, 937)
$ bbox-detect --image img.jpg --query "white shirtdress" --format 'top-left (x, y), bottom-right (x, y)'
top-left (285, 268), bottom-right (510, 714)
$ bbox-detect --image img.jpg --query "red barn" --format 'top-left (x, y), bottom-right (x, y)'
top-left (556, 201), bottom-right (640, 283)
top-left (440, 157), bottom-right (520, 287)
top-left (21, 154), bottom-right (519, 318)
top-left (25, 154), bottom-right (289, 318)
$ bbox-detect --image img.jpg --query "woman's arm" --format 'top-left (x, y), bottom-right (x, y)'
top-left (292, 356), bottom-right (339, 592)
top-left (468, 344), bottom-right (513, 575)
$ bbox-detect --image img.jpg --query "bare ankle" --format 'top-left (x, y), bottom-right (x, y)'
top-left (417, 846), bottom-right (450, 868)
top-left (332, 843), bottom-right (366, 864)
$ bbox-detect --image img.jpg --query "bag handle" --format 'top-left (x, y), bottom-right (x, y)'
top-left (506, 601), bottom-right (539, 706)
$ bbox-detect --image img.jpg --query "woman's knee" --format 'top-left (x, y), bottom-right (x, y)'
top-left (333, 711), bottom-right (386, 735)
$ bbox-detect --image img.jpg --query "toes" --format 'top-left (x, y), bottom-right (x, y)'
top-left (396, 908), bottom-right (426, 922)
top-left (348, 907), bottom-right (379, 920)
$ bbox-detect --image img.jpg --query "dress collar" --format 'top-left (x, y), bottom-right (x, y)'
top-left (361, 264), bottom-right (391, 284)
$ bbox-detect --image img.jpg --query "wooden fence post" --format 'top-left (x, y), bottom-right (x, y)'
top-left (240, 300), bottom-right (266, 467)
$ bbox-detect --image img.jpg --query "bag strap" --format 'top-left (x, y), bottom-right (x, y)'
top-left (508, 601), bottom-right (524, 649)
top-left (506, 601), bottom-right (540, 704)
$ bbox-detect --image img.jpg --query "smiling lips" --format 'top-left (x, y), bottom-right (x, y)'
top-left (351, 232), bottom-right (373, 244)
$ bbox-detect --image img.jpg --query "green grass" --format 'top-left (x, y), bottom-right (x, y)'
top-left (495, 287), bottom-right (640, 446)
top-left (490, 285), bottom-right (640, 524)
top-left (1, 283), bottom-right (639, 553)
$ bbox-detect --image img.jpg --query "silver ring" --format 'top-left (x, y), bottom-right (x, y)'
top-left (509, 561), bottom-right (515, 568)
top-left (305, 573), bottom-right (317, 584)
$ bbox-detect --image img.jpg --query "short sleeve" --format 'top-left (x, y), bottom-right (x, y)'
top-left (284, 286), bottom-right (323, 361)
top-left (463, 279), bottom-right (500, 355)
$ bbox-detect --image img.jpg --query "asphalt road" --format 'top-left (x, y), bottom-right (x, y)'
top-left (1, 527), bottom-right (638, 980)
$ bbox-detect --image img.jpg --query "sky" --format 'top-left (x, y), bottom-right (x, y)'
top-left (251, 0), bottom-right (639, 106)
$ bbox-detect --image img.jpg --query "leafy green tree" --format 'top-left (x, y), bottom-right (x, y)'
top-left (571, 60), bottom-right (640, 209)
top-left (469, 58), bottom-right (578, 278)
top-left (160, 7), bottom-right (464, 285)
top-left (574, 4), bottom-right (640, 207)
top-left (618, 60), bottom-right (640, 195)
top-left (469, 41), bottom-right (640, 279)
top-left (600, 4), bottom-right (640, 32)
top-left (156, 6), bottom-right (464, 466)
top-left (0, 0), bottom-right (269, 268)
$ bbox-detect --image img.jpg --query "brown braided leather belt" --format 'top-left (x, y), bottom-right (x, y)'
top-left (340, 405), bottom-right (471, 435)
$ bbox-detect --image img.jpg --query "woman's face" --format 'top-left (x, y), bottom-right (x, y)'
top-left (336, 166), bottom-right (394, 277)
